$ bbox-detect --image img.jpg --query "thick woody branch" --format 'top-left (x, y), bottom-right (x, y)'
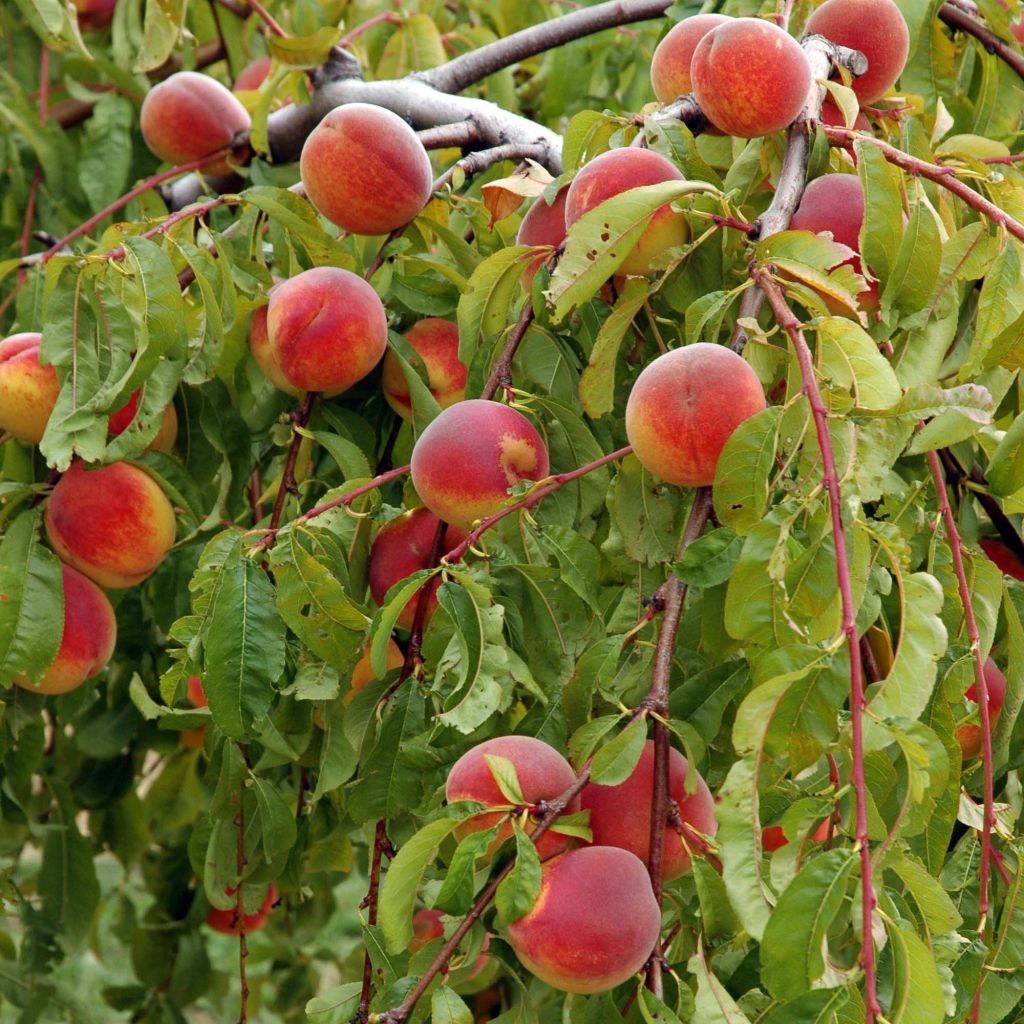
top-left (938, 3), bottom-right (1024, 82)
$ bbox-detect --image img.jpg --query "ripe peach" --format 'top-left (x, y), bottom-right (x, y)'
top-left (516, 185), bottom-right (569, 287)
top-left (181, 675), bottom-right (207, 749)
top-left (957, 659), bottom-right (1008, 760)
top-left (381, 318), bottom-right (467, 420)
top-left (140, 71), bottom-right (251, 176)
top-left (762, 818), bottom-right (831, 852)
top-left (789, 172), bottom-right (878, 311)
top-left (650, 14), bottom-right (731, 103)
top-left (234, 57), bottom-right (272, 92)
top-left (411, 400), bottom-right (550, 529)
top-left (13, 565), bottom-right (116, 696)
top-left (299, 103), bottom-right (434, 235)
top-left (564, 148), bottom-right (689, 277)
top-left (107, 390), bottom-right (178, 453)
top-left (625, 343), bottom-right (766, 487)
top-left (980, 537), bottom-right (1024, 582)
top-left (819, 98), bottom-right (870, 130)
top-left (368, 508), bottom-right (468, 631)
top-left (579, 740), bottom-right (716, 880)
top-left (445, 735), bottom-right (581, 861)
top-left (267, 268), bottom-right (388, 395)
top-left (206, 883), bottom-right (278, 935)
top-left (248, 303), bottom-right (300, 396)
top-left (45, 461), bottom-right (177, 589)
top-left (72, 0), bottom-right (116, 29)
top-left (347, 636), bottom-right (404, 703)
top-left (691, 19), bottom-right (813, 138)
top-left (805, 0), bottom-right (910, 103)
top-left (0, 333), bottom-right (59, 444)
top-left (506, 847), bottom-right (661, 994)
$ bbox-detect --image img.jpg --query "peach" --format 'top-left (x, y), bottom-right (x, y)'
top-left (516, 185), bottom-right (569, 287)
top-left (411, 400), bottom-right (550, 529)
top-left (564, 149), bottom-right (689, 277)
top-left (819, 98), bottom-right (870, 130)
top-left (206, 883), bottom-right (278, 935)
top-left (140, 71), bottom-right (251, 176)
top-left (957, 659), bottom-right (1008, 760)
top-left (235, 57), bottom-right (272, 92)
top-left (625, 343), bottom-right (766, 487)
top-left (347, 636), bottom-right (404, 703)
top-left (107, 390), bottom-right (178, 453)
top-left (381, 318), bottom-right (468, 420)
top-left (267, 267), bottom-right (388, 395)
top-left (506, 847), bottom-right (661, 994)
top-left (13, 565), bottom-right (116, 696)
top-left (790, 172), bottom-right (879, 311)
top-left (579, 740), bottom-right (716, 880)
top-left (299, 103), bottom-right (434, 235)
top-left (650, 14), bottom-right (731, 103)
top-left (691, 19), bottom-right (813, 138)
top-left (445, 735), bottom-right (581, 861)
top-left (805, 0), bottom-right (910, 103)
top-left (980, 537), bottom-right (1024, 582)
top-left (0, 333), bottom-right (59, 444)
top-left (368, 509), bottom-right (468, 631)
top-left (410, 909), bottom-right (491, 980)
top-left (72, 0), bottom-right (116, 29)
top-left (248, 303), bottom-right (300, 396)
top-left (181, 675), bottom-right (207, 749)
top-left (762, 818), bottom-right (831, 852)
top-left (45, 460), bottom-right (177, 589)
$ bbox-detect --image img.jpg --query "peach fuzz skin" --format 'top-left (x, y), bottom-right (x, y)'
top-left (650, 14), bottom-right (730, 104)
top-left (691, 19), bottom-right (812, 138)
top-left (0, 333), bottom-right (59, 444)
top-left (13, 565), bottom-right (117, 696)
top-left (107, 390), bottom-right (178, 453)
top-left (267, 267), bottom-right (388, 395)
top-left (565, 148), bottom-right (689, 277)
top-left (249, 304), bottom-right (300, 396)
top-left (579, 740), bottom-right (716, 880)
top-left (347, 636), bottom-right (403, 703)
top-left (207, 883), bottom-right (278, 935)
top-left (805, 0), bottom-right (910, 103)
top-left (625, 343), bottom-right (766, 487)
top-left (299, 103), bottom-right (434, 236)
top-left (45, 461), bottom-right (177, 589)
top-left (381, 318), bottom-right (468, 420)
top-left (516, 186), bottom-right (569, 287)
top-left (506, 847), bottom-right (661, 994)
top-left (410, 400), bottom-right (550, 530)
top-left (957, 659), bottom-right (1007, 760)
top-left (445, 735), bottom-right (581, 861)
top-left (234, 57), bottom-right (272, 92)
top-left (139, 72), bottom-right (251, 177)
top-left (367, 509), bottom-right (469, 631)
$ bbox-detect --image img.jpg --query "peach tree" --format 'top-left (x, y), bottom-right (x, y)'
top-left (0, 0), bottom-right (1023, 1021)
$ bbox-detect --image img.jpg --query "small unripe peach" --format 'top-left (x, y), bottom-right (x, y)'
top-left (957, 659), bottom-right (1008, 760)
top-left (234, 58), bottom-right (272, 92)
top-left (381, 319), bottom-right (467, 420)
top-left (625, 343), bottom-right (767, 487)
top-left (516, 186), bottom-right (569, 287)
top-left (45, 461), bottom-right (177, 589)
top-left (368, 508), bottom-right (468, 631)
top-left (445, 736), bottom-right (580, 861)
top-left (347, 636), bottom-right (404, 703)
top-left (650, 14), bottom-right (731, 103)
top-left (13, 565), bottom-right (116, 696)
top-left (805, 0), bottom-right (910, 103)
top-left (506, 847), bottom-right (661, 993)
top-left (691, 19), bottom-right (813, 138)
top-left (580, 740), bottom-right (716, 880)
top-left (565, 149), bottom-right (689, 277)
top-left (206, 883), bottom-right (278, 935)
top-left (300, 104), bottom-right (434, 235)
top-left (411, 400), bottom-right (550, 529)
top-left (0, 333), bottom-right (59, 444)
top-left (107, 390), bottom-right (178, 453)
top-left (140, 71), bottom-right (251, 176)
top-left (267, 268), bottom-right (388, 395)
top-left (248, 304), bottom-right (300, 396)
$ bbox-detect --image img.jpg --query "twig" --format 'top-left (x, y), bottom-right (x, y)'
top-left (247, 0), bottom-right (286, 37)
top-left (262, 392), bottom-right (318, 555)
top-left (356, 821), bottom-right (393, 1024)
top-left (340, 10), bottom-right (403, 48)
top-left (753, 267), bottom-right (879, 1023)
top-left (480, 302), bottom-right (536, 401)
top-left (102, 195), bottom-right (235, 261)
top-left (442, 446), bottom-right (634, 564)
top-left (938, 3), bottom-right (1024, 82)
top-left (235, 746), bottom-right (250, 1023)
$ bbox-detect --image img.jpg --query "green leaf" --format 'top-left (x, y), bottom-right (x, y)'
top-left (435, 829), bottom-right (497, 915)
top-left (377, 14), bottom-right (446, 77)
top-left (379, 817), bottom-right (458, 954)
top-left (964, 239), bottom-right (1024, 377)
top-left (857, 141), bottom-right (905, 287)
top-left (817, 317), bottom-right (901, 411)
top-left (430, 987), bottom-right (473, 1024)
top-left (267, 27), bottom-right (343, 67)
top-left (250, 778), bottom-right (297, 862)
top-left (888, 852), bottom-right (962, 935)
top-left (305, 982), bottom-right (362, 1022)
top-left (714, 407), bottom-right (781, 536)
top-left (134, 0), bottom-right (186, 71)
top-left (457, 247), bottom-right (531, 369)
top-left (39, 808), bottom-right (101, 948)
top-left (483, 754), bottom-right (526, 805)
top-left (638, 989), bottom-right (686, 1024)
top-left (761, 988), bottom-right (861, 1024)
top-left (883, 920), bottom-right (946, 1024)
top-left (689, 945), bottom-right (752, 1024)
top-left (693, 859), bottom-right (739, 940)
top-left (880, 201), bottom-right (942, 316)
top-left (761, 849), bottom-right (857, 1000)
top-left (675, 527), bottom-right (743, 588)
top-left (496, 826), bottom-right (542, 925)
top-left (589, 717), bottom-right (647, 785)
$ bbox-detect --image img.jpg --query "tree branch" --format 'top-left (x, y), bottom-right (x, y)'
top-left (246, 0), bottom-right (286, 37)
top-left (356, 820), bottom-right (393, 1024)
top-left (938, 3), bottom-right (1024, 82)
top-left (480, 302), bottom-right (536, 401)
top-left (753, 267), bottom-right (879, 1023)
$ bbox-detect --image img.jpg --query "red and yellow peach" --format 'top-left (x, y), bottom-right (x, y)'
top-left (516, 185), bottom-right (569, 287)
top-left (347, 636), bottom-right (404, 703)
top-left (207, 883), bottom-right (278, 935)
top-left (107, 390), bottom-right (178, 453)
top-left (650, 14), bottom-right (731, 103)
top-left (249, 303), bottom-right (300, 396)
top-left (957, 659), bottom-right (1008, 760)
top-left (381, 319), bottom-right (467, 420)
top-left (0, 333), bottom-right (59, 444)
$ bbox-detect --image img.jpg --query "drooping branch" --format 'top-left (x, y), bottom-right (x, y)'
top-left (938, 3), bottom-right (1024, 82)
top-left (753, 267), bottom-right (879, 1023)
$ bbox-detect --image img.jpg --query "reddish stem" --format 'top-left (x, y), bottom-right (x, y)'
top-left (339, 10), bottom-right (402, 47)
top-left (356, 821), bottom-right (392, 1024)
top-left (480, 302), bottom-right (536, 401)
top-left (754, 268), bottom-right (879, 1023)
top-left (938, 3), bottom-right (1024, 83)
top-left (247, 0), bottom-right (286, 36)
top-left (103, 194), bottom-right (233, 260)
